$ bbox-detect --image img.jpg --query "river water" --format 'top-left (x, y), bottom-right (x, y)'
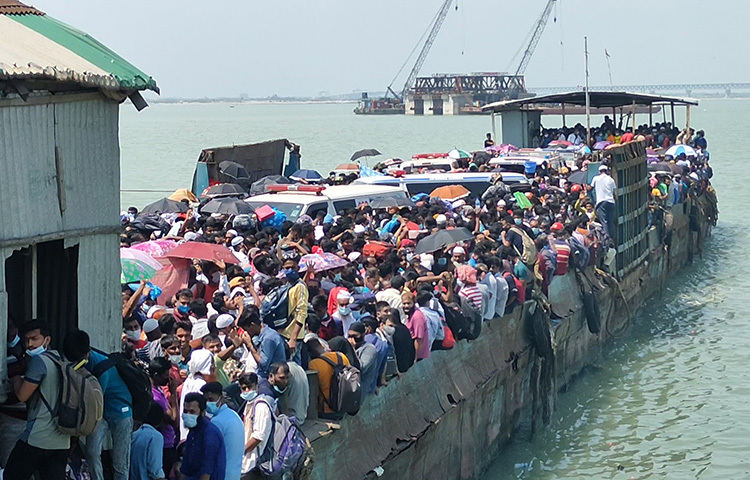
top-left (120, 99), bottom-right (748, 479)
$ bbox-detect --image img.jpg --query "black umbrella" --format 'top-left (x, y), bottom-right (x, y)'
top-left (218, 161), bottom-right (250, 180)
top-left (200, 198), bottom-right (254, 215)
top-left (350, 149), bottom-right (382, 162)
top-left (369, 196), bottom-right (416, 209)
top-left (249, 175), bottom-right (291, 195)
top-left (566, 170), bottom-right (589, 185)
top-left (648, 162), bottom-right (683, 175)
top-left (141, 197), bottom-right (189, 215)
top-left (200, 183), bottom-right (246, 199)
top-left (415, 227), bottom-right (473, 255)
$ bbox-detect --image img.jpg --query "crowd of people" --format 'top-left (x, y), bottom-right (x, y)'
top-left (6, 128), bottom-right (715, 480)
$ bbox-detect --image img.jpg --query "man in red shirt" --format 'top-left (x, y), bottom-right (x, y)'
top-left (401, 292), bottom-right (430, 362)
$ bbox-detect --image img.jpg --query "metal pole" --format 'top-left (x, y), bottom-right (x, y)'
top-left (686, 104), bottom-right (691, 132)
top-left (562, 103), bottom-right (566, 127)
top-left (670, 102), bottom-right (675, 126)
top-left (491, 112), bottom-right (497, 141)
top-left (631, 99), bottom-right (636, 134)
top-left (584, 37), bottom-right (591, 145)
top-left (649, 104), bottom-right (653, 127)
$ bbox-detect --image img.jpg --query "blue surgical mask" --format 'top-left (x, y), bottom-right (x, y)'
top-left (338, 306), bottom-right (351, 316)
top-left (514, 218), bottom-right (523, 225)
top-left (284, 269), bottom-right (300, 284)
top-left (240, 391), bottom-right (258, 402)
top-left (438, 257), bottom-right (448, 267)
top-left (353, 286), bottom-right (364, 294)
top-left (206, 401), bottom-right (219, 415)
top-left (169, 354), bottom-right (182, 365)
top-left (352, 310), bottom-right (363, 321)
top-left (273, 385), bottom-right (287, 395)
top-left (333, 273), bottom-right (342, 282)
top-left (177, 305), bottom-right (190, 314)
top-left (8, 335), bottom-right (19, 349)
top-left (182, 413), bottom-right (199, 429)
top-left (26, 345), bottom-right (46, 357)
top-left (532, 227), bottom-right (540, 235)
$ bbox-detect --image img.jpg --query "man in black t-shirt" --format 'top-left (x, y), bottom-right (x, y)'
top-left (484, 133), bottom-right (495, 148)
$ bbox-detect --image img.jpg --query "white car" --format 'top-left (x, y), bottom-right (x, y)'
top-left (245, 184), bottom-right (410, 221)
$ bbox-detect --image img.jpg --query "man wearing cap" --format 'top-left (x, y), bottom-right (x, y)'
top-left (589, 165), bottom-right (617, 240)
top-left (143, 318), bottom-right (163, 361)
top-left (229, 236), bottom-right (248, 265)
top-left (451, 246), bottom-right (466, 266)
top-left (332, 290), bottom-right (356, 336)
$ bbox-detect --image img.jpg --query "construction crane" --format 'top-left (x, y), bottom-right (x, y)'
top-left (513, 0), bottom-right (557, 77)
top-left (385, 0), bottom-right (456, 102)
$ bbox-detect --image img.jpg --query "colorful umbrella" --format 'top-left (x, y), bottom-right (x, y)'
top-left (429, 184), bottom-right (471, 202)
top-left (129, 239), bottom-right (178, 257)
top-left (448, 149), bottom-right (471, 160)
top-left (120, 248), bottom-right (163, 283)
top-left (593, 140), bottom-right (612, 150)
top-left (665, 144), bottom-right (697, 157)
top-left (299, 253), bottom-right (349, 272)
top-left (489, 143), bottom-right (519, 154)
top-left (549, 140), bottom-right (573, 147)
top-left (164, 242), bottom-right (238, 264)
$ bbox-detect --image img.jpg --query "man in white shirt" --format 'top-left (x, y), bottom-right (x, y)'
top-left (589, 164), bottom-right (617, 240)
top-left (241, 376), bottom-right (273, 478)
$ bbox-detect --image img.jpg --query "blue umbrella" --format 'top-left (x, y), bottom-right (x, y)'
top-left (290, 169), bottom-right (323, 181)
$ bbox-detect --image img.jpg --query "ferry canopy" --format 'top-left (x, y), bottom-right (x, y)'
top-left (482, 91), bottom-right (698, 113)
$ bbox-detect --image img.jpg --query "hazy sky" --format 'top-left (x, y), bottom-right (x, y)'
top-left (37, 0), bottom-right (744, 99)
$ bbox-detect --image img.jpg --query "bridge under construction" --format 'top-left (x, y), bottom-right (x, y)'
top-left (529, 83), bottom-right (750, 98)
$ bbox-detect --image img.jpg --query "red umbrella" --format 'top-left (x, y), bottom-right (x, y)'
top-left (162, 242), bottom-right (238, 264)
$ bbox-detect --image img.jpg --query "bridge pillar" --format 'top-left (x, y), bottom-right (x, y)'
top-left (725, 88), bottom-right (732, 98)
top-left (686, 89), bottom-right (691, 97)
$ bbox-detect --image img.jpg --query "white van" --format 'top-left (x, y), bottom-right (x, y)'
top-left (352, 172), bottom-right (531, 198)
top-left (244, 184), bottom-right (409, 221)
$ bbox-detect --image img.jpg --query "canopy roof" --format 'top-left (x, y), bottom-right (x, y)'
top-left (482, 91), bottom-right (698, 113)
top-left (0, 0), bottom-right (158, 95)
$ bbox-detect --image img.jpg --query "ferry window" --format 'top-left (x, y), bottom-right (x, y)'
top-left (333, 199), bottom-right (356, 213)
top-left (406, 183), bottom-right (441, 196)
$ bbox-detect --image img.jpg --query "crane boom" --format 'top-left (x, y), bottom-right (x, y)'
top-left (400, 0), bottom-right (455, 100)
top-left (514, 0), bottom-right (556, 77)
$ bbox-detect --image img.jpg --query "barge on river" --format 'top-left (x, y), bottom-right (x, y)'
top-left (308, 92), bottom-right (718, 480)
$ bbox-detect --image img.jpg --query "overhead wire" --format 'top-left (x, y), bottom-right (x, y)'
top-left (387, 7), bottom-right (441, 91)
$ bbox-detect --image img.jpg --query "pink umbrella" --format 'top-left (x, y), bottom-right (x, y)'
top-left (549, 140), bottom-right (573, 147)
top-left (488, 143), bottom-right (519, 155)
top-left (299, 253), bottom-right (349, 273)
top-left (593, 141), bottom-right (612, 150)
top-left (130, 239), bottom-right (178, 257)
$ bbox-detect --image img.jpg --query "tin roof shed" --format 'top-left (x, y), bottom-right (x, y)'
top-left (0, 0), bottom-right (158, 107)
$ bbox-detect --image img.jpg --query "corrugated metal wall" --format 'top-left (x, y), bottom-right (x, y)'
top-left (74, 234), bottom-right (122, 352)
top-left (0, 94), bottom-right (123, 356)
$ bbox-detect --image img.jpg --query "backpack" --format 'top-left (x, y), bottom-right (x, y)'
top-left (260, 283), bottom-right (293, 330)
top-left (91, 350), bottom-right (153, 422)
top-left (509, 227), bottom-right (538, 267)
top-left (40, 351), bottom-right (103, 437)
top-left (568, 236), bottom-right (591, 270)
top-left (320, 353), bottom-right (362, 415)
top-left (254, 398), bottom-right (308, 478)
top-left (503, 271), bottom-right (526, 304)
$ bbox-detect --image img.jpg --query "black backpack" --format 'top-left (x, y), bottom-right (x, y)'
top-left (320, 353), bottom-right (361, 416)
top-left (91, 350), bottom-right (153, 422)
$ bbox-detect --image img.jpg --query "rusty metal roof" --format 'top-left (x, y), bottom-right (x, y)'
top-left (0, 0), bottom-right (44, 16)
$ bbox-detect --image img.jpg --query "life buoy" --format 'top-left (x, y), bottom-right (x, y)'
top-left (526, 303), bottom-right (553, 359)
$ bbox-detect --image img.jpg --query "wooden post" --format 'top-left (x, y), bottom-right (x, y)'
top-left (631, 100), bottom-right (636, 132)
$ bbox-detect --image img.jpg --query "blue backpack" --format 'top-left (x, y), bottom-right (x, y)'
top-left (260, 283), bottom-right (293, 330)
top-left (254, 397), bottom-right (308, 478)
top-left (567, 236), bottom-right (590, 270)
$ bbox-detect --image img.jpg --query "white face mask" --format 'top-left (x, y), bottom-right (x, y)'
top-left (169, 354), bottom-right (182, 365)
top-left (125, 328), bottom-right (141, 341)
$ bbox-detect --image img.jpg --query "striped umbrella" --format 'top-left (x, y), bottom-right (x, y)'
top-left (120, 248), bottom-right (163, 283)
